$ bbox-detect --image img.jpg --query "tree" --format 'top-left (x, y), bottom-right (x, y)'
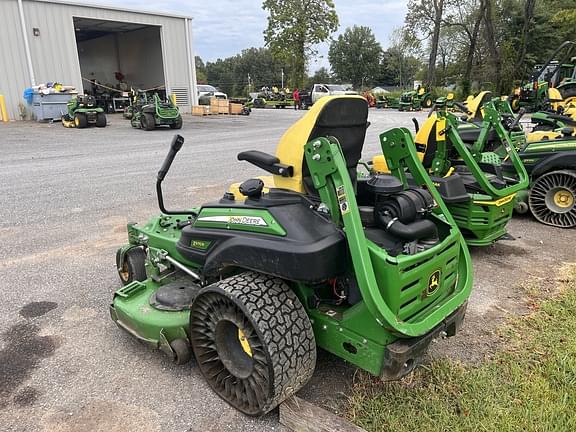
top-left (195, 56), bottom-right (207, 84)
top-left (263, 0), bottom-right (338, 88)
top-left (404, 0), bottom-right (450, 86)
top-left (306, 67), bottom-right (332, 86)
top-left (328, 26), bottom-right (382, 89)
top-left (205, 48), bottom-right (291, 97)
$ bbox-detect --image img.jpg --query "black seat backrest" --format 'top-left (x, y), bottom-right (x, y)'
top-left (302, 97), bottom-right (369, 195)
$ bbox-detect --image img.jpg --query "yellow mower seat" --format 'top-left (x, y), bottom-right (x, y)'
top-left (465, 91), bottom-right (492, 121)
top-left (230, 95), bottom-right (369, 198)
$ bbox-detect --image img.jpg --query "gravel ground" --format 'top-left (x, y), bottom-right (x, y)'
top-left (0, 108), bottom-right (574, 432)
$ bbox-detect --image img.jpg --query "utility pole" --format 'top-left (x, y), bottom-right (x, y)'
top-left (281, 69), bottom-right (284, 89)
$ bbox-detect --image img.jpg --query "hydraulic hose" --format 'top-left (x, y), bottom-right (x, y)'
top-left (381, 216), bottom-right (439, 241)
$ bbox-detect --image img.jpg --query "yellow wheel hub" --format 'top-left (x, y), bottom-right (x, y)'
top-left (74, 116), bottom-right (80, 126)
top-left (238, 328), bottom-right (252, 357)
top-left (553, 189), bottom-right (574, 209)
top-left (119, 262), bottom-right (129, 282)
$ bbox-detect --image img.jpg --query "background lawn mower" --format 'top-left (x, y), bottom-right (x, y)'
top-left (111, 96), bottom-right (472, 416)
top-left (510, 41), bottom-right (576, 113)
top-left (373, 96), bottom-right (529, 246)
top-left (398, 87), bottom-right (433, 112)
top-left (456, 93), bottom-right (576, 228)
top-left (61, 95), bottom-right (106, 128)
top-left (130, 92), bottom-right (182, 131)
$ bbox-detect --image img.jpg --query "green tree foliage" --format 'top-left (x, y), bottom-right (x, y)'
top-left (195, 56), bottom-right (208, 84)
top-left (401, 0), bottom-right (576, 94)
top-left (262, 0), bottom-right (339, 88)
top-left (306, 67), bottom-right (333, 87)
top-left (376, 28), bottom-right (423, 87)
top-left (328, 26), bottom-right (382, 89)
top-left (203, 48), bottom-right (291, 97)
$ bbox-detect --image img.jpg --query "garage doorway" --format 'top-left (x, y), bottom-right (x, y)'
top-left (73, 17), bottom-right (166, 110)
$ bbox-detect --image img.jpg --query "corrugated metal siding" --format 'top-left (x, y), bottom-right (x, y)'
top-left (0, 0), bottom-right (195, 120)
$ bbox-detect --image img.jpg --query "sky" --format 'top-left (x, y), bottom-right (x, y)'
top-left (89, 0), bottom-right (409, 71)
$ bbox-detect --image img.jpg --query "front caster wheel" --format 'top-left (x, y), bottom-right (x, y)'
top-left (189, 272), bottom-right (316, 416)
top-left (529, 170), bottom-right (576, 227)
top-left (170, 338), bottom-right (192, 365)
top-left (115, 247), bottom-right (147, 285)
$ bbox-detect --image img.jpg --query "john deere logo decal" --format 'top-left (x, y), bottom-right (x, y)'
top-left (427, 270), bottom-right (441, 296)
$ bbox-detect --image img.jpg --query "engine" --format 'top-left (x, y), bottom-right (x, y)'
top-left (361, 174), bottom-right (439, 255)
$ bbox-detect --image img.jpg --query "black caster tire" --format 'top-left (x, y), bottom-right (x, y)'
top-left (170, 338), bottom-right (192, 365)
top-left (141, 113), bottom-right (156, 131)
top-left (116, 247), bottom-right (147, 285)
top-left (189, 271), bottom-right (316, 416)
top-left (529, 170), bottom-right (576, 228)
top-left (96, 113), bottom-right (107, 127)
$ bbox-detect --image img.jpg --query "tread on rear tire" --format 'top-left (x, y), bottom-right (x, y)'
top-left (189, 271), bottom-right (316, 416)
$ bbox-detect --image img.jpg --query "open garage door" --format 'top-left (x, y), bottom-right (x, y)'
top-left (74, 17), bottom-right (166, 111)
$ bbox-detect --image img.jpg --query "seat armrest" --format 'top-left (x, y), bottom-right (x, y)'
top-left (238, 150), bottom-right (294, 177)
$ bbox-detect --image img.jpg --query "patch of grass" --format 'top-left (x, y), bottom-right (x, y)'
top-left (347, 265), bottom-right (576, 432)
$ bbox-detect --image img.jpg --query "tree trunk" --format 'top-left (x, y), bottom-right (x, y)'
top-left (427, 0), bottom-right (445, 86)
top-left (482, 0), bottom-right (502, 93)
top-left (464, 10), bottom-right (482, 85)
top-left (515, 0), bottom-right (537, 79)
top-left (292, 37), bottom-right (306, 88)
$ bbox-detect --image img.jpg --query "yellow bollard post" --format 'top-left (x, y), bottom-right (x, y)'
top-left (0, 95), bottom-right (8, 122)
top-left (171, 93), bottom-right (177, 107)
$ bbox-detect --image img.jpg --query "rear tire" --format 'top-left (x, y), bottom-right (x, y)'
top-left (170, 116), bottom-right (183, 129)
top-left (189, 272), bottom-right (316, 416)
top-left (116, 247), bottom-right (147, 285)
top-left (529, 170), bottom-right (576, 228)
top-left (96, 113), bottom-right (107, 127)
top-left (141, 113), bottom-right (156, 131)
top-left (74, 113), bottom-right (88, 129)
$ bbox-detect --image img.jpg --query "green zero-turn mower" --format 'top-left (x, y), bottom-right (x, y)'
top-left (510, 41), bottom-right (576, 113)
top-left (373, 96), bottom-right (529, 246)
top-left (452, 93), bottom-right (576, 228)
top-left (61, 95), bottom-right (106, 128)
top-left (398, 87), bottom-right (433, 112)
top-left (131, 92), bottom-right (182, 131)
top-left (503, 130), bottom-right (576, 228)
top-left (111, 95), bottom-right (472, 415)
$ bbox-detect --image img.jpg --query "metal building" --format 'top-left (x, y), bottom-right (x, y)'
top-left (0, 0), bottom-right (198, 120)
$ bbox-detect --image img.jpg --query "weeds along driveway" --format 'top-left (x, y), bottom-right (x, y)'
top-left (0, 109), bottom-right (574, 431)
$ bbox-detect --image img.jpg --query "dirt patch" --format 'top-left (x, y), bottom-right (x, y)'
top-left (13, 386), bottom-right (40, 407)
top-left (0, 321), bottom-right (60, 405)
top-left (19, 301), bottom-right (58, 318)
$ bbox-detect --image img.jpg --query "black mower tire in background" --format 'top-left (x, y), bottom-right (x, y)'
top-left (141, 113), bottom-right (156, 131)
top-left (74, 113), bottom-right (88, 129)
top-left (423, 97), bottom-right (433, 108)
top-left (189, 272), bottom-right (316, 416)
top-left (170, 116), bottom-right (183, 129)
top-left (96, 113), bottom-right (107, 128)
top-left (529, 170), bottom-right (576, 228)
top-left (115, 247), bottom-right (147, 285)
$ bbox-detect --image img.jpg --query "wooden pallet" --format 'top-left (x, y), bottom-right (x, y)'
top-left (280, 396), bottom-right (367, 432)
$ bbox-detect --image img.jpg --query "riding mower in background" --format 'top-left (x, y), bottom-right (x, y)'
top-left (399, 87), bottom-right (433, 111)
top-left (373, 96), bottom-right (529, 245)
top-left (450, 93), bottom-right (576, 228)
top-left (131, 92), bottom-right (182, 130)
top-left (111, 96), bottom-right (472, 416)
top-left (529, 88), bottom-right (576, 135)
top-left (61, 95), bottom-right (106, 128)
top-left (510, 41), bottom-right (576, 112)
top-left (502, 128), bottom-right (576, 228)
